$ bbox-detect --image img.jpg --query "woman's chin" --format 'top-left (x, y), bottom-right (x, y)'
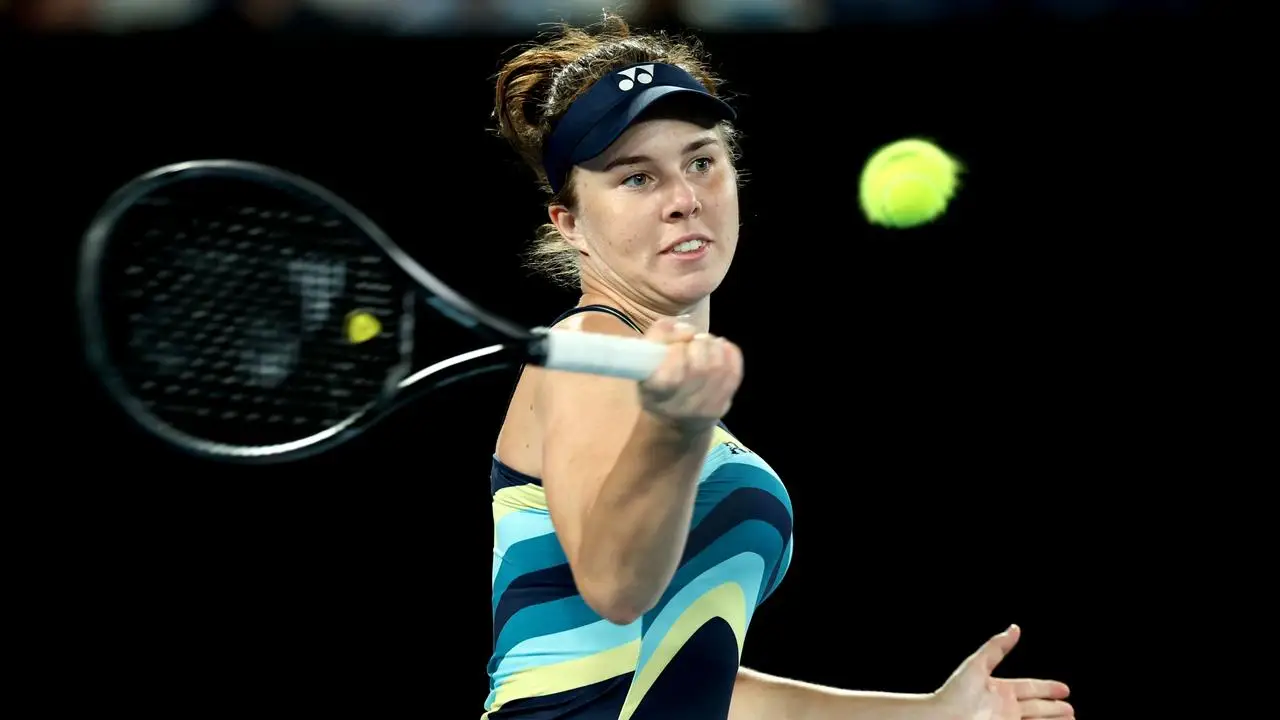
top-left (660, 270), bottom-right (728, 307)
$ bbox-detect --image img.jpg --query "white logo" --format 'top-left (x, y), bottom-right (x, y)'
top-left (616, 64), bottom-right (655, 92)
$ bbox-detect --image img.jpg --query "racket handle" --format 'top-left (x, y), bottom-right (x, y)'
top-left (536, 328), bottom-right (668, 381)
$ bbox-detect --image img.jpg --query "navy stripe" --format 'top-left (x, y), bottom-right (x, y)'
top-left (493, 457), bottom-right (542, 492)
top-left (684, 486), bottom-right (792, 565)
top-left (493, 562), bottom-right (578, 642)
top-left (628, 620), bottom-right (738, 720)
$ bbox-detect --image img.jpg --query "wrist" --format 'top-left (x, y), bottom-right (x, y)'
top-left (802, 688), bottom-right (940, 720)
top-left (636, 408), bottom-right (716, 448)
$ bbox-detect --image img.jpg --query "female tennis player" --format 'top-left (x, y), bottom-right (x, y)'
top-left (484, 14), bottom-right (1073, 720)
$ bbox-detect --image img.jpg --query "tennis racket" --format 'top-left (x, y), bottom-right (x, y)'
top-left (77, 159), bottom-right (668, 463)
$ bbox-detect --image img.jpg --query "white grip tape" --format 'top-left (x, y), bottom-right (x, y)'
top-left (541, 329), bottom-right (667, 381)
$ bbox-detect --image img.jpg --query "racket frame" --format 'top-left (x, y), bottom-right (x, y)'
top-left (77, 160), bottom-right (540, 462)
top-left (77, 159), bottom-right (667, 463)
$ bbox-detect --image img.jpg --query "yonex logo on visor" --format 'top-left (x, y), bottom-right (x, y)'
top-left (615, 64), bottom-right (655, 91)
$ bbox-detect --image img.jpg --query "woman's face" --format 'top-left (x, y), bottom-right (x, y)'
top-left (553, 117), bottom-right (740, 312)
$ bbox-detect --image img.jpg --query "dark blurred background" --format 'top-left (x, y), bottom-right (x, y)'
top-left (8, 0), bottom-right (1220, 717)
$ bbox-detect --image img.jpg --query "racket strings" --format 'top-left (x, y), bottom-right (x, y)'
top-left (98, 186), bottom-right (412, 447)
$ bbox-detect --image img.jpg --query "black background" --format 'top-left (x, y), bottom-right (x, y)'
top-left (11, 9), bottom-right (1217, 717)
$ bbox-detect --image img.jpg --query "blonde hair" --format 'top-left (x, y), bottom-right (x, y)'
top-left (492, 12), bottom-right (739, 289)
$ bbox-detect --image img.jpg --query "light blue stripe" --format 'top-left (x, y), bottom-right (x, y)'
top-left (494, 594), bottom-right (602, 660)
top-left (483, 688), bottom-right (496, 711)
top-left (493, 617), bottom-right (640, 684)
top-left (667, 519), bottom-right (787, 609)
top-left (763, 535), bottom-right (794, 602)
top-left (638, 551), bottom-right (765, 673)
top-left (496, 508), bottom-right (555, 550)
top-left (700, 443), bottom-right (784, 484)
top-left (634, 518), bottom-right (784, 654)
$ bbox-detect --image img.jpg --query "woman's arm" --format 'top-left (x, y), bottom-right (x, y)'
top-left (729, 626), bottom-right (1072, 720)
top-left (537, 313), bottom-right (742, 624)
top-left (729, 667), bottom-right (937, 720)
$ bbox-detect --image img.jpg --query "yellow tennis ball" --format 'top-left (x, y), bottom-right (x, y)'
top-left (344, 310), bottom-right (382, 344)
top-left (859, 138), bottom-right (963, 228)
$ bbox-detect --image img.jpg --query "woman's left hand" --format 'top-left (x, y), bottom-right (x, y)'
top-left (932, 625), bottom-right (1074, 719)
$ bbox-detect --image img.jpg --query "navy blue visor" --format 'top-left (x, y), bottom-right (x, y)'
top-left (542, 62), bottom-right (736, 195)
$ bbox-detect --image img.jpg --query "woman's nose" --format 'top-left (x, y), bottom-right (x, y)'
top-left (666, 180), bottom-right (701, 219)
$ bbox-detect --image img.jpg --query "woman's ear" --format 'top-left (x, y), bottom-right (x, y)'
top-left (549, 204), bottom-right (589, 254)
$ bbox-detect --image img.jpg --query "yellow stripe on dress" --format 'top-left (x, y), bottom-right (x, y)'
top-left (618, 582), bottom-right (748, 720)
top-left (491, 638), bottom-right (642, 711)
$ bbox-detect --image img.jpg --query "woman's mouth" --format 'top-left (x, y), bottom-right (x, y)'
top-left (665, 238), bottom-right (710, 258)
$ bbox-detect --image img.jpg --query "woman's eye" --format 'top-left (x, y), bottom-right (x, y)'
top-left (622, 173), bottom-right (648, 187)
top-left (690, 157), bottom-right (713, 173)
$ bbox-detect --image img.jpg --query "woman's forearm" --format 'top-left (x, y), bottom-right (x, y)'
top-left (575, 414), bottom-right (713, 624)
top-left (730, 666), bottom-right (938, 720)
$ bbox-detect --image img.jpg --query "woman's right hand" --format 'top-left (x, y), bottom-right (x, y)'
top-left (638, 318), bottom-right (744, 434)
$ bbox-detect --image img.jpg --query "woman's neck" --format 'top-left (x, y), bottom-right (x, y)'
top-left (577, 290), bottom-right (711, 335)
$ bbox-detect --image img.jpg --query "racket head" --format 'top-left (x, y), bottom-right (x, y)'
top-left (77, 160), bottom-right (530, 463)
